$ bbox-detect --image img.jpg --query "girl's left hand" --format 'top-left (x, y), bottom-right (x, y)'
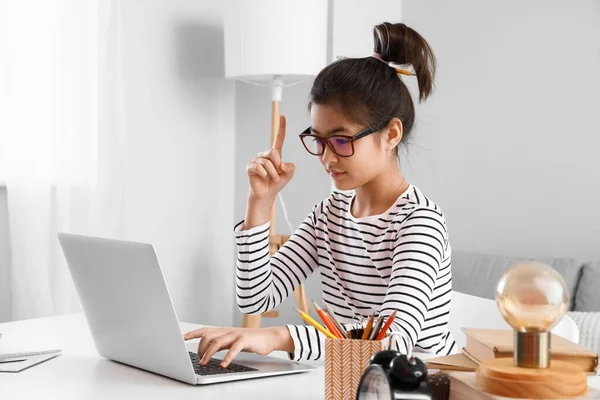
top-left (183, 326), bottom-right (293, 368)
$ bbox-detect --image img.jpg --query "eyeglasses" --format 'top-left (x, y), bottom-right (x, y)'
top-left (298, 126), bottom-right (378, 157)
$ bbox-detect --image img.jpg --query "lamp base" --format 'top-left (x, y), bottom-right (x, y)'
top-left (476, 358), bottom-right (587, 398)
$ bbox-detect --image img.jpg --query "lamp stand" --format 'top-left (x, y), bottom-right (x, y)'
top-left (241, 76), bottom-right (310, 329)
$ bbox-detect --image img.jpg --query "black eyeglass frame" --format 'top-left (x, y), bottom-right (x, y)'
top-left (298, 125), bottom-right (378, 157)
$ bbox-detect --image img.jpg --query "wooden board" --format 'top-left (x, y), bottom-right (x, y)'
top-left (477, 358), bottom-right (587, 398)
top-left (448, 368), bottom-right (600, 399)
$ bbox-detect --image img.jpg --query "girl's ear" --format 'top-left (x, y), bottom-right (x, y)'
top-left (385, 118), bottom-right (403, 150)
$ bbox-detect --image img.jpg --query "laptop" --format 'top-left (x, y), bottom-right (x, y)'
top-left (57, 233), bottom-right (315, 385)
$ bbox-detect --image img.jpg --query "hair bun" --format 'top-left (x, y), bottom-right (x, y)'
top-left (373, 22), bottom-right (436, 101)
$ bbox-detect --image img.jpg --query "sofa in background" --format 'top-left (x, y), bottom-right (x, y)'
top-left (452, 250), bottom-right (600, 353)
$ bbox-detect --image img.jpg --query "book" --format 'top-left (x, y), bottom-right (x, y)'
top-left (446, 372), bottom-right (499, 400)
top-left (462, 347), bottom-right (480, 364)
top-left (425, 353), bottom-right (477, 372)
top-left (463, 328), bottom-right (599, 374)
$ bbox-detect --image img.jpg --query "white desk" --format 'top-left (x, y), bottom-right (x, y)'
top-left (1, 314), bottom-right (599, 399)
top-left (0, 313), bottom-right (323, 399)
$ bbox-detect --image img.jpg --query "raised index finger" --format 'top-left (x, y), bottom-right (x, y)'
top-left (272, 115), bottom-right (286, 152)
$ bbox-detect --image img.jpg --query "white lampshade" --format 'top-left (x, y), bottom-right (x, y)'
top-left (224, 0), bottom-right (328, 83)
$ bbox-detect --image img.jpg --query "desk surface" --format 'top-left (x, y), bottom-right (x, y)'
top-left (1, 314), bottom-right (599, 400)
top-left (0, 313), bottom-right (324, 399)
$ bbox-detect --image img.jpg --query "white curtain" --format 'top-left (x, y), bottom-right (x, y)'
top-left (0, 0), bottom-right (126, 321)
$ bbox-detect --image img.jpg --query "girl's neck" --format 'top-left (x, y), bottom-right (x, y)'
top-left (351, 168), bottom-right (409, 218)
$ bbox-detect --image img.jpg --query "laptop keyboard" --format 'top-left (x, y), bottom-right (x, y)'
top-left (188, 352), bottom-right (258, 376)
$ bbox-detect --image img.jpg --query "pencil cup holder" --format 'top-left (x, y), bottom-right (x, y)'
top-left (324, 334), bottom-right (391, 400)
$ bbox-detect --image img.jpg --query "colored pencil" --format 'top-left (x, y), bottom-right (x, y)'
top-left (312, 301), bottom-right (345, 339)
top-left (376, 310), bottom-right (397, 340)
top-left (361, 314), bottom-right (376, 340)
top-left (369, 315), bottom-right (384, 340)
top-left (295, 308), bottom-right (337, 339)
top-left (323, 303), bottom-right (350, 339)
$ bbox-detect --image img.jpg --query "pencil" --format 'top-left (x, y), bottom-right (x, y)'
top-left (375, 310), bottom-right (397, 340)
top-left (361, 314), bottom-right (376, 340)
top-left (294, 308), bottom-right (338, 340)
top-left (369, 315), bottom-right (384, 340)
top-left (323, 303), bottom-right (350, 339)
top-left (312, 301), bottom-right (345, 339)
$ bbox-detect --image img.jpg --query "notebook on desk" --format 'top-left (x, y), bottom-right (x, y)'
top-left (0, 349), bottom-right (62, 373)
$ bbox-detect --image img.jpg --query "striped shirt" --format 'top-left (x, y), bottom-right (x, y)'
top-left (234, 184), bottom-right (457, 361)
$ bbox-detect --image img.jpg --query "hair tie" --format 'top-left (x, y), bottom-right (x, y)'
top-left (370, 52), bottom-right (416, 76)
top-left (336, 54), bottom-right (416, 77)
top-left (371, 52), bottom-right (385, 61)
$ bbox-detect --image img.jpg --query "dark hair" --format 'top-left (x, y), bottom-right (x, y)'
top-left (308, 22), bottom-right (436, 149)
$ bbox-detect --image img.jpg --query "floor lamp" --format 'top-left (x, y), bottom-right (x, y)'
top-left (224, 0), bottom-right (328, 328)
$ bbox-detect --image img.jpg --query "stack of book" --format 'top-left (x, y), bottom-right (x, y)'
top-left (426, 328), bottom-right (599, 374)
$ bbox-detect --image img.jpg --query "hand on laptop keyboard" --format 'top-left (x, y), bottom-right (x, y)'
top-left (188, 352), bottom-right (257, 375)
top-left (183, 326), bottom-right (294, 368)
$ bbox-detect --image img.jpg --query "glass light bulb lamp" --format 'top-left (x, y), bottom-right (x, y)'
top-left (496, 262), bottom-right (568, 368)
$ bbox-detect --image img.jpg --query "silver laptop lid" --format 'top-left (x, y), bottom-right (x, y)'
top-left (58, 233), bottom-right (197, 384)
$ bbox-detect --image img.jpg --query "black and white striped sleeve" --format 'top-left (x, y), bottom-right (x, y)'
top-left (284, 321), bottom-right (367, 361)
top-left (380, 207), bottom-right (448, 354)
top-left (284, 324), bottom-right (323, 361)
top-left (234, 206), bottom-right (320, 315)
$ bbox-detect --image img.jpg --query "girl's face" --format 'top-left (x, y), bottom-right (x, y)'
top-left (309, 104), bottom-right (394, 191)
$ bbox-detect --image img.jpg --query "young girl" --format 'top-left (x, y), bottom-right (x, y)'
top-left (184, 22), bottom-right (456, 368)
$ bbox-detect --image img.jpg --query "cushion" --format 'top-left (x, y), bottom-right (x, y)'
top-left (574, 262), bottom-right (600, 312)
top-left (567, 311), bottom-right (600, 353)
top-left (451, 250), bottom-right (583, 311)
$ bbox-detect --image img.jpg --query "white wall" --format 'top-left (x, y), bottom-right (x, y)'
top-left (401, 0), bottom-right (600, 260)
top-left (97, 0), bottom-right (236, 326)
top-left (331, 0), bottom-right (402, 61)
